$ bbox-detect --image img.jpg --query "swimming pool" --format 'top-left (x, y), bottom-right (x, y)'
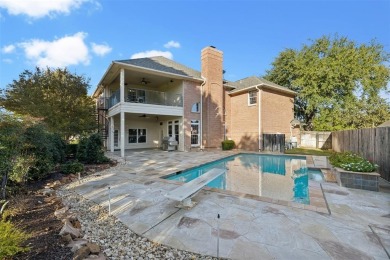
top-left (166, 154), bottom-right (324, 205)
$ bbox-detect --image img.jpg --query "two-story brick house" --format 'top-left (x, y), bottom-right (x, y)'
top-left (93, 46), bottom-right (297, 157)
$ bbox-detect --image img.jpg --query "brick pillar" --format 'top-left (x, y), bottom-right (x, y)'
top-left (201, 46), bottom-right (224, 148)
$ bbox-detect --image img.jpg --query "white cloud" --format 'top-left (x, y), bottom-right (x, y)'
top-left (1, 44), bottom-right (15, 53)
top-left (91, 42), bottom-right (112, 56)
top-left (164, 40), bottom-right (180, 49)
top-left (19, 32), bottom-right (90, 67)
top-left (131, 50), bottom-right (173, 59)
top-left (2, 58), bottom-right (12, 63)
top-left (0, 0), bottom-right (89, 19)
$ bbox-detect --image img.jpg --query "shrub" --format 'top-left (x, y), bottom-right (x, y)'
top-left (61, 161), bottom-right (84, 174)
top-left (48, 134), bottom-right (66, 164)
top-left (76, 137), bottom-right (89, 163)
top-left (222, 140), bottom-right (235, 150)
top-left (329, 152), bottom-right (377, 172)
top-left (77, 134), bottom-right (110, 164)
top-left (85, 133), bottom-right (105, 163)
top-left (0, 219), bottom-right (30, 258)
top-left (22, 124), bottom-right (67, 180)
top-left (65, 144), bottom-right (78, 158)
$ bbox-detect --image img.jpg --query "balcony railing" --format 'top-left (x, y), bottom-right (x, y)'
top-left (97, 97), bottom-right (109, 110)
top-left (108, 88), bottom-right (183, 108)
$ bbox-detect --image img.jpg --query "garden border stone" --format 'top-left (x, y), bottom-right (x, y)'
top-left (333, 167), bottom-right (379, 192)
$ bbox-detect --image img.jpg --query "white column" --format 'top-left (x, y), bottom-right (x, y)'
top-left (110, 116), bottom-right (115, 152)
top-left (120, 112), bottom-right (125, 157)
top-left (120, 68), bottom-right (125, 157)
top-left (120, 68), bottom-right (125, 103)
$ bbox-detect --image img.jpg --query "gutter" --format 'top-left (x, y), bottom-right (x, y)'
top-left (256, 86), bottom-right (262, 151)
top-left (200, 76), bottom-right (206, 150)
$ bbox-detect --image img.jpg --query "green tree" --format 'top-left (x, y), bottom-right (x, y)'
top-left (0, 112), bottom-right (67, 199)
top-left (0, 67), bottom-right (96, 139)
top-left (0, 113), bottom-right (25, 199)
top-left (265, 35), bottom-right (390, 130)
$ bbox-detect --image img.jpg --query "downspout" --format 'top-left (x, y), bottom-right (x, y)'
top-left (200, 76), bottom-right (206, 150)
top-left (256, 86), bottom-right (262, 151)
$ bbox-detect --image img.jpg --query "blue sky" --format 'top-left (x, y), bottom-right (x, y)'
top-left (0, 0), bottom-right (389, 98)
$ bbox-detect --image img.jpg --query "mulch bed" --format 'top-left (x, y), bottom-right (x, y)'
top-left (9, 185), bottom-right (73, 260)
top-left (4, 163), bottom-right (114, 260)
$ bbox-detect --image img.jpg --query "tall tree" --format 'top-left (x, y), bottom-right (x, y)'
top-left (0, 67), bottom-right (96, 139)
top-left (265, 35), bottom-right (390, 130)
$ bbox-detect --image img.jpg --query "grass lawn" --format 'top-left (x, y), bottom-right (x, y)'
top-left (285, 147), bottom-right (334, 156)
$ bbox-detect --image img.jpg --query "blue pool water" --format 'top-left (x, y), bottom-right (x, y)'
top-left (166, 154), bottom-right (324, 204)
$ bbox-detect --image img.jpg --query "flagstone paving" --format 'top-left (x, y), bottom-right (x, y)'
top-left (64, 149), bottom-right (390, 259)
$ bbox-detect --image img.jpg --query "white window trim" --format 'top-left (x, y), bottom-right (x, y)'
top-left (248, 90), bottom-right (257, 106)
top-left (191, 102), bottom-right (200, 113)
top-left (190, 120), bottom-right (200, 147)
top-left (128, 128), bottom-right (147, 144)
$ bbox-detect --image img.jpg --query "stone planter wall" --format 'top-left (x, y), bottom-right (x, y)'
top-left (333, 167), bottom-right (379, 192)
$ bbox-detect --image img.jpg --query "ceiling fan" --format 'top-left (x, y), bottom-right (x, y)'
top-left (141, 78), bottom-right (150, 85)
top-left (139, 114), bottom-right (150, 118)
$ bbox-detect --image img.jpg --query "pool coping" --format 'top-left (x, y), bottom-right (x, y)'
top-left (159, 153), bottom-right (330, 215)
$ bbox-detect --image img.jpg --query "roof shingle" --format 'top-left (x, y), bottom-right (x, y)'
top-left (115, 56), bottom-right (201, 79)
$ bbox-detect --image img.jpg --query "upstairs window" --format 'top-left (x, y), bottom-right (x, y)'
top-left (248, 90), bottom-right (257, 105)
top-left (191, 102), bottom-right (200, 113)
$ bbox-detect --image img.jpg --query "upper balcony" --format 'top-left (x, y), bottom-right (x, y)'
top-left (108, 88), bottom-right (183, 109)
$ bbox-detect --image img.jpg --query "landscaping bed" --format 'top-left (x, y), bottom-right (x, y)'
top-left (333, 167), bottom-right (379, 192)
top-left (328, 152), bottom-right (379, 192)
top-left (8, 177), bottom-right (74, 260)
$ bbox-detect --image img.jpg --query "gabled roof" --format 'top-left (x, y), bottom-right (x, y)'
top-left (227, 76), bottom-right (296, 95)
top-left (115, 56), bottom-right (202, 79)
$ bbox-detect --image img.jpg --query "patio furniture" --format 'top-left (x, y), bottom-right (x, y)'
top-left (165, 168), bottom-right (225, 208)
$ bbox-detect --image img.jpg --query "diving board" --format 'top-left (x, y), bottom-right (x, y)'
top-left (165, 168), bottom-right (225, 208)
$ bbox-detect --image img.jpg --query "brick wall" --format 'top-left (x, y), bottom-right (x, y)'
top-left (201, 47), bottom-right (224, 148)
top-left (227, 91), bottom-right (259, 150)
top-left (261, 89), bottom-right (295, 141)
top-left (226, 88), bottom-right (296, 151)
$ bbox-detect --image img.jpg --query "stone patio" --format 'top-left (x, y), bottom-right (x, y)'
top-left (64, 149), bottom-right (390, 259)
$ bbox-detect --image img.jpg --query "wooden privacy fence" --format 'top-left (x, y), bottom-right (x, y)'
top-left (332, 127), bottom-right (390, 181)
top-left (263, 134), bottom-right (285, 153)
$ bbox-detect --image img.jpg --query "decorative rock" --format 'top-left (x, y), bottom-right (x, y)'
top-left (59, 219), bottom-right (80, 238)
top-left (73, 245), bottom-right (90, 260)
top-left (61, 233), bottom-right (73, 244)
top-left (84, 253), bottom-right (107, 260)
top-left (61, 212), bottom-right (78, 223)
top-left (87, 243), bottom-right (100, 254)
top-left (54, 206), bottom-right (69, 219)
top-left (68, 238), bottom-right (88, 252)
top-left (61, 176), bottom-right (72, 184)
top-left (72, 219), bottom-right (82, 229)
top-left (41, 188), bottom-right (55, 196)
top-left (51, 180), bottom-right (62, 188)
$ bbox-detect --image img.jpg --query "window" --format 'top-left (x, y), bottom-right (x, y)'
top-left (127, 89), bottom-right (146, 103)
top-left (191, 120), bottom-right (200, 146)
top-left (168, 120), bottom-right (180, 144)
top-left (191, 102), bottom-right (200, 113)
top-left (128, 128), bottom-right (147, 143)
top-left (248, 90), bottom-right (257, 105)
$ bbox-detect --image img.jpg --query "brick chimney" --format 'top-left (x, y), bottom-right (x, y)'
top-left (201, 46), bottom-right (224, 148)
